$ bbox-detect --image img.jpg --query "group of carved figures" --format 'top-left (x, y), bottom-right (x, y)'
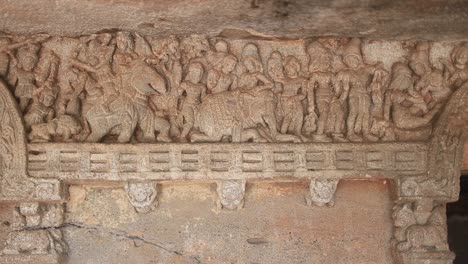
top-left (0, 33), bottom-right (467, 143)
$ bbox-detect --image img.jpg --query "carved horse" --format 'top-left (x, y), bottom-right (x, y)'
top-left (84, 60), bottom-right (167, 143)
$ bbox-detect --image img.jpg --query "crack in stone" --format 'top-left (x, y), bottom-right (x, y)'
top-left (59, 222), bottom-right (201, 263)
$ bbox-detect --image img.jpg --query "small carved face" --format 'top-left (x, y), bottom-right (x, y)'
top-left (221, 56), bottom-right (237, 74)
top-left (187, 63), bottom-right (204, 83)
top-left (284, 57), bottom-right (300, 77)
top-left (410, 62), bottom-right (427, 77)
top-left (18, 54), bottom-right (38, 72)
top-left (116, 33), bottom-right (133, 52)
top-left (214, 40), bottom-right (228, 53)
top-left (343, 54), bottom-right (361, 69)
top-left (244, 56), bottom-right (262, 73)
top-left (454, 47), bottom-right (468, 68)
top-left (43, 95), bottom-right (56, 107)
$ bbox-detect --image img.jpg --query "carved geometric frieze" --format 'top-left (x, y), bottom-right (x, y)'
top-left (0, 31), bottom-right (467, 263)
top-left (27, 142), bottom-right (428, 181)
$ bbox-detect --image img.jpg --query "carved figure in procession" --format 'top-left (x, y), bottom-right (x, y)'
top-left (305, 41), bottom-right (334, 142)
top-left (72, 33), bottom-right (117, 113)
top-left (8, 44), bottom-right (40, 112)
top-left (411, 43), bottom-right (451, 112)
top-left (191, 44), bottom-right (301, 143)
top-left (84, 59), bottom-right (168, 143)
top-left (274, 55), bottom-right (307, 140)
top-left (267, 51), bottom-right (286, 92)
top-left (207, 54), bottom-right (238, 94)
top-left (440, 44), bottom-right (468, 90)
top-left (335, 38), bottom-right (387, 142)
top-left (23, 82), bottom-right (57, 130)
top-left (178, 62), bottom-right (206, 142)
top-left (113, 31), bottom-right (138, 75)
top-left (206, 40), bottom-right (230, 70)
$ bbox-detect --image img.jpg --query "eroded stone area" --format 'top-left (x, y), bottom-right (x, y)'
top-left (33, 181), bottom-right (393, 263)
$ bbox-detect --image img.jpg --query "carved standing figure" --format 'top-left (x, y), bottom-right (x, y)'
top-left (306, 41), bottom-right (334, 142)
top-left (207, 54), bottom-right (238, 94)
top-left (440, 44), bottom-right (468, 90)
top-left (335, 38), bottom-right (386, 142)
top-left (72, 33), bottom-right (117, 113)
top-left (275, 55), bottom-right (307, 140)
top-left (178, 62), bottom-right (206, 142)
top-left (8, 44), bottom-right (40, 112)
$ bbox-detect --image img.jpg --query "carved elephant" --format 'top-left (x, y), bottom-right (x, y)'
top-left (85, 61), bottom-right (167, 143)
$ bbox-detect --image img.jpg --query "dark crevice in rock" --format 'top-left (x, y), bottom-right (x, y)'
top-left (58, 222), bottom-right (201, 263)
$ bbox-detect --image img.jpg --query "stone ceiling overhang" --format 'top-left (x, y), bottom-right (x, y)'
top-left (1, 0), bottom-right (468, 41)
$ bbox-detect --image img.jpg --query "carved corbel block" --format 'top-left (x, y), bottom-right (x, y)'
top-left (0, 203), bottom-right (67, 264)
top-left (125, 181), bottom-right (159, 213)
top-left (392, 199), bottom-right (454, 264)
top-left (216, 180), bottom-right (246, 210)
top-left (306, 179), bottom-right (339, 206)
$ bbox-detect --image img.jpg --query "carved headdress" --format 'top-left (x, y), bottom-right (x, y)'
top-left (409, 42), bottom-right (431, 74)
top-left (342, 38), bottom-right (363, 62)
top-left (307, 41), bottom-right (332, 72)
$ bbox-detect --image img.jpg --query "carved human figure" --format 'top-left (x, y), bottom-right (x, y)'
top-left (24, 83), bottom-right (57, 130)
top-left (206, 40), bottom-right (230, 70)
top-left (238, 55), bottom-right (273, 94)
top-left (267, 51), bottom-right (285, 92)
top-left (179, 62), bottom-right (206, 142)
top-left (72, 33), bottom-right (117, 113)
top-left (207, 54), bottom-right (238, 94)
top-left (274, 55), bottom-right (307, 140)
top-left (335, 38), bottom-right (386, 142)
top-left (411, 43), bottom-right (451, 112)
top-left (440, 44), bottom-right (468, 90)
top-left (306, 41), bottom-right (334, 142)
top-left (8, 44), bottom-right (40, 112)
top-left (113, 31), bottom-right (137, 75)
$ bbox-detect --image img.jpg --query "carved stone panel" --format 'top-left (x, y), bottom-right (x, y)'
top-left (0, 32), bottom-right (466, 263)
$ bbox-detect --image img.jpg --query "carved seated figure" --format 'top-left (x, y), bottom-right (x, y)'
top-left (24, 86), bottom-right (56, 130)
top-left (383, 62), bottom-right (448, 141)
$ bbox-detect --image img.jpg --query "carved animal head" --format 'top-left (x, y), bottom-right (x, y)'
top-left (217, 180), bottom-right (246, 210)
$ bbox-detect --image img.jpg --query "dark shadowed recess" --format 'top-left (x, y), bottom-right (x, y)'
top-left (447, 175), bottom-right (468, 264)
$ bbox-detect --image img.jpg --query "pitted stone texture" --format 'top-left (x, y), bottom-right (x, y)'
top-left (1, 0), bottom-right (468, 41)
top-left (61, 181), bottom-right (393, 263)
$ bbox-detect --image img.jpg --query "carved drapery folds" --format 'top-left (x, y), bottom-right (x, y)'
top-left (0, 32), bottom-right (467, 263)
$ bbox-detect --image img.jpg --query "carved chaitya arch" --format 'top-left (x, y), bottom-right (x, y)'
top-left (0, 33), bottom-right (466, 263)
top-left (0, 79), bottom-right (62, 202)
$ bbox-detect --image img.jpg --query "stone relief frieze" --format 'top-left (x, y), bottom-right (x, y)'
top-left (0, 31), bottom-right (467, 264)
top-left (0, 33), bottom-right (465, 144)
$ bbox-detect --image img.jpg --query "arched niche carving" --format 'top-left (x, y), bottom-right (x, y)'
top-left (0, 79), bottom-right (61, 202)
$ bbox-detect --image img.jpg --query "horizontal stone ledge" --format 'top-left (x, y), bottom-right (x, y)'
top-left (27, 142), bottom-right (429, 181)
